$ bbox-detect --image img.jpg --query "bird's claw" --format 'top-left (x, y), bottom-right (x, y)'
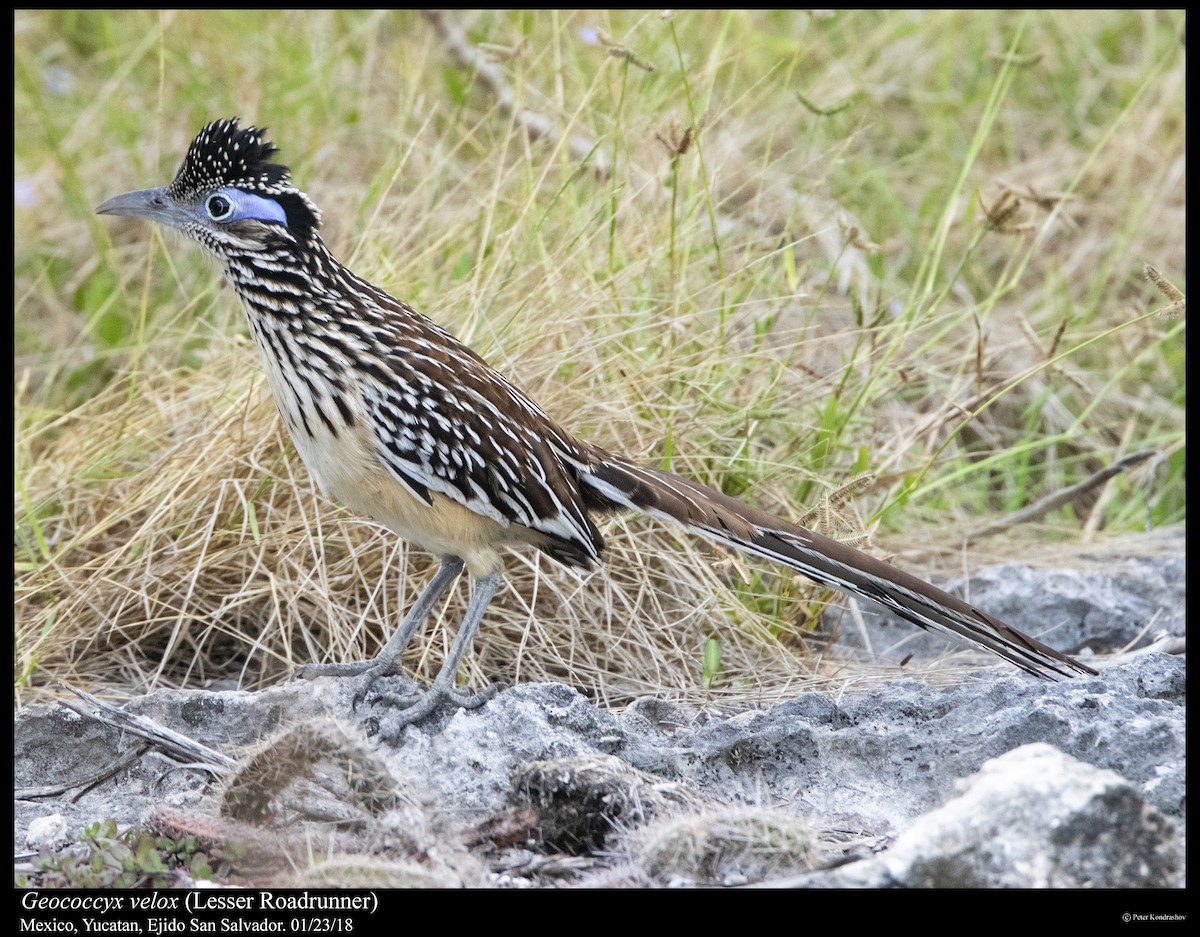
top-left (295, 659), bottom-right (503, 731)
top-left (372, 680), bottom-right (504, 738)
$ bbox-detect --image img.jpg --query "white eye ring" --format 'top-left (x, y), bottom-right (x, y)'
top-left (206, 194), bottom-right (233, 219)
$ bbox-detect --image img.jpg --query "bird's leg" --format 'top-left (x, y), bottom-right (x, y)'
top-left (375, 568), bottom-right (504, 730)
top-left (296, 556), bottom-right (465, 707)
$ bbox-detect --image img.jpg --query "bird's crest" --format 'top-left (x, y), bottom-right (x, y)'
top-left (168, 117), bottom-right (321, 236)
top-left (167, 118), bottom-right (291, 199)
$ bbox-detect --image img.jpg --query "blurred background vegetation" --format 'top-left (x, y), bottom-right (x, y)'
top-left (14, 10), bottom-right (1185, 704)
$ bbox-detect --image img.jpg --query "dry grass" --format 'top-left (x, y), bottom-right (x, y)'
top-left (629, 806), bottom-right (820, 886)
top-left (14, 11), bottom-right (1185, 707)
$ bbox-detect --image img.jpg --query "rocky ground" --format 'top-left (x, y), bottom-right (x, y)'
top-left (14, 528), bottom-right (1185, 888)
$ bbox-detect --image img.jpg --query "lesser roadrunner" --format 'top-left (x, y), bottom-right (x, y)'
top-left (97, 119), bottom-right (1096, 727)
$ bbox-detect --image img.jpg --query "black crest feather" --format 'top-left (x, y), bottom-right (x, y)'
top-left (169, 118), bottom-right (320, 237)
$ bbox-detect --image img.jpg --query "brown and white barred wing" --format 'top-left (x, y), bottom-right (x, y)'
top-left (357, 336), bottom-right (605, 569)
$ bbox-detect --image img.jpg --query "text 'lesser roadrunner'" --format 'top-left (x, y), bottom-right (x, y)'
top-left (98, 119), bottom-right (1096, 726)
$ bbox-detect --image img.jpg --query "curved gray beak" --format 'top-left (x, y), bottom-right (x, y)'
top-left (95, 186), bottom-right (189, 228)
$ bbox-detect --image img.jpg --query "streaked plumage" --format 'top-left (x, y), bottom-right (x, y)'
top-left (98, 119), bottom-right (1096, 726)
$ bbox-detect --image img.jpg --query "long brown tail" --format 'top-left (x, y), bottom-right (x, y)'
top-left (581, 455), bottom-right (1096, 679)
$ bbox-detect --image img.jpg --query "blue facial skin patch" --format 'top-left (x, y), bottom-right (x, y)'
top-left (206, 188), bottom-right (289, 226)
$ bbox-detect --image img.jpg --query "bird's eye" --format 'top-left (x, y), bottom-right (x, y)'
top-left (206, 194), bottom-right (232, 219)
top-left (202, 189), bottom-right (288, 227)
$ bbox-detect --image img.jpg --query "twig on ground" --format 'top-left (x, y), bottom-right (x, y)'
top-left (56, 686), bottom-right (238, 774)
top-left (16, 744), bottom-right (151, 801)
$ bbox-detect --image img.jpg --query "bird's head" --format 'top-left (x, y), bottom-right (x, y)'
top-left (96, 118), bottom-right (321, 253)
